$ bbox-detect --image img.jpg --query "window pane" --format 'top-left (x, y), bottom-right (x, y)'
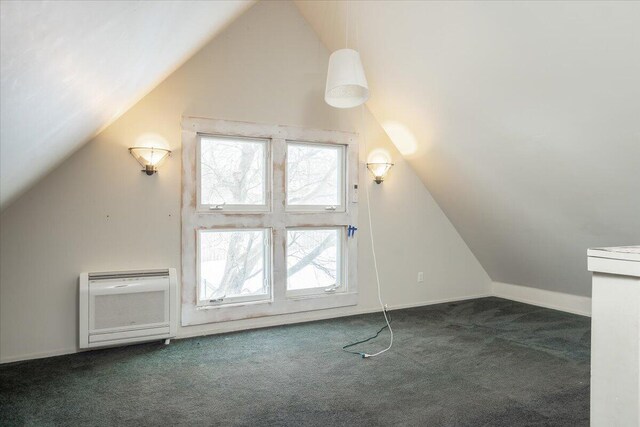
top-left (287, 143), bottom-right (342, 206)
top-left (199, 230), bottom-right (268, 301)
top-left (200, 136), bottom-right (266, 206)
top-left (287, 229), bottom-right (339, 290)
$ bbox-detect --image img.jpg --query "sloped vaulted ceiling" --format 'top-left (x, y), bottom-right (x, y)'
top-left (296, 0), bottom-right (640, 296)
top-left (2, 0), bottom-right (638, 297)
top-left (0, 0), bottom-right (253, 209)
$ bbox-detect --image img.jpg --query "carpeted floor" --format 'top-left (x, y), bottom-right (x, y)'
top-left (0, 297), bottom-right (590, 426)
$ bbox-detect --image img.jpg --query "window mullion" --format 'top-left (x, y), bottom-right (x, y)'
top-left (272, 226), bottom-right (287, 301)
top-left (271, 138), bottom-right (287, 215)
top-left (271, 137), bottom-right (287, 302)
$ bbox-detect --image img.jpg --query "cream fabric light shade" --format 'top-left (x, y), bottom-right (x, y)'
top-left (325, 49), bottom-right (369, 108)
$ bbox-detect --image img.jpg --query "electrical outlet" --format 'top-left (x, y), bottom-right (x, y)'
top-left (417, 272), bottom-right (424, 283)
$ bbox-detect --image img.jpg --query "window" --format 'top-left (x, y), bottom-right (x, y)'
top-left (286, 228), bottom-right (344, 296)
top-left (198, 229), bottom-right (270, 305)
top-left (182, 118), bottom-right (358, 326)
top-left (286, 142), bottom-right (345, 211)
top-left (199, 135), bottom-right (269, 211)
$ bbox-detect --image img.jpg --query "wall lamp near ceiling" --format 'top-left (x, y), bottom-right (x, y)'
top-left (129, 147), bottom-right (171, 175)
top-left (366, 162), bottom-right (394, 184)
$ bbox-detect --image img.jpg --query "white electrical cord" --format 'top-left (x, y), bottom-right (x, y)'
top-left (335, 2), bottom-right (392, 359)
top-left (359, 104), bottom-right (393, 359)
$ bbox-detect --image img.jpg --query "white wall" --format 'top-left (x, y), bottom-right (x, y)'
top-left (0, 1), bottom-right (490, 363)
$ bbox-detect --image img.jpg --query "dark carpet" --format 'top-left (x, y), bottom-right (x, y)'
top-left (0, 297), bottom-right (591, 426)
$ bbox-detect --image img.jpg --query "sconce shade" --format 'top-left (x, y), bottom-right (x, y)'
top-left (366, 162), bottom-right (394, 184)
top-left (325, 49), bottom-right (369, 109)
top-left (129, 147), bottom-right (171, 175)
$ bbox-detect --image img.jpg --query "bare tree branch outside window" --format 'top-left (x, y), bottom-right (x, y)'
top-left (287, 144), bottom-right (340, 206)
top-left (200, 137), bottom-right (265, 206)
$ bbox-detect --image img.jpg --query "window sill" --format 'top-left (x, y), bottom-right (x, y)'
top-left (285, 207), bottom-right (347, 214)
top-left (286, 290), bottom-right (346, 300)
top-left (182, 292), bottom-right (358, 326)
top-left (197, 298), bottom-right (273, 310)
top-left (196, 208), bottom-right (271, 215)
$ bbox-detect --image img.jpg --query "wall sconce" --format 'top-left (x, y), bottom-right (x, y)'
top-left (366, 162), bottom-right (394, 184)
top-left (129, 147), bottom-right (171, 175)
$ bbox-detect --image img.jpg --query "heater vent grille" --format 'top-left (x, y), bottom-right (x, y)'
top-left (94, 291), bottom-right (165, 330)
top-left (79, 268), bottom-right (177, 349)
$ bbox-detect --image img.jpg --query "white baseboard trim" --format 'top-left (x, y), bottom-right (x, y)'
top-left (2, 289), bottom-right (589, 364)
top-left (0, 347), bottom-right (78, 365)
top-left (176, 293), bottom-right (491, 340)
top-left (0, 293), bottom-right (490, 364)
top-left (492, 281), bottom-right (591, 317)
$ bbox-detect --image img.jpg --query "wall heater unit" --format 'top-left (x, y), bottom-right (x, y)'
top-left (79, 269), bottom-right (178, 349)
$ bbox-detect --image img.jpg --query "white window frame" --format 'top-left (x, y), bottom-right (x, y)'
top-left (285, 141), bottom-right (346, 213)
top-left (181, 117), bottom-right (359, 326)
top-left (196, 228), bottom-right (272, 307)
top-left (197, 135), bottom-right (271, 213)
top-left (285, 226), bottom-right (347, 298)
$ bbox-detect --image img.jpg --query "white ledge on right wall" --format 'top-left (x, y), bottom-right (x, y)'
top-left (492, 281), bottom-right (592, 317)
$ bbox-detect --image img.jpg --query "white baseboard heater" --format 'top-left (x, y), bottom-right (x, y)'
top-left (79, 268), bottom-right (178, 349)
